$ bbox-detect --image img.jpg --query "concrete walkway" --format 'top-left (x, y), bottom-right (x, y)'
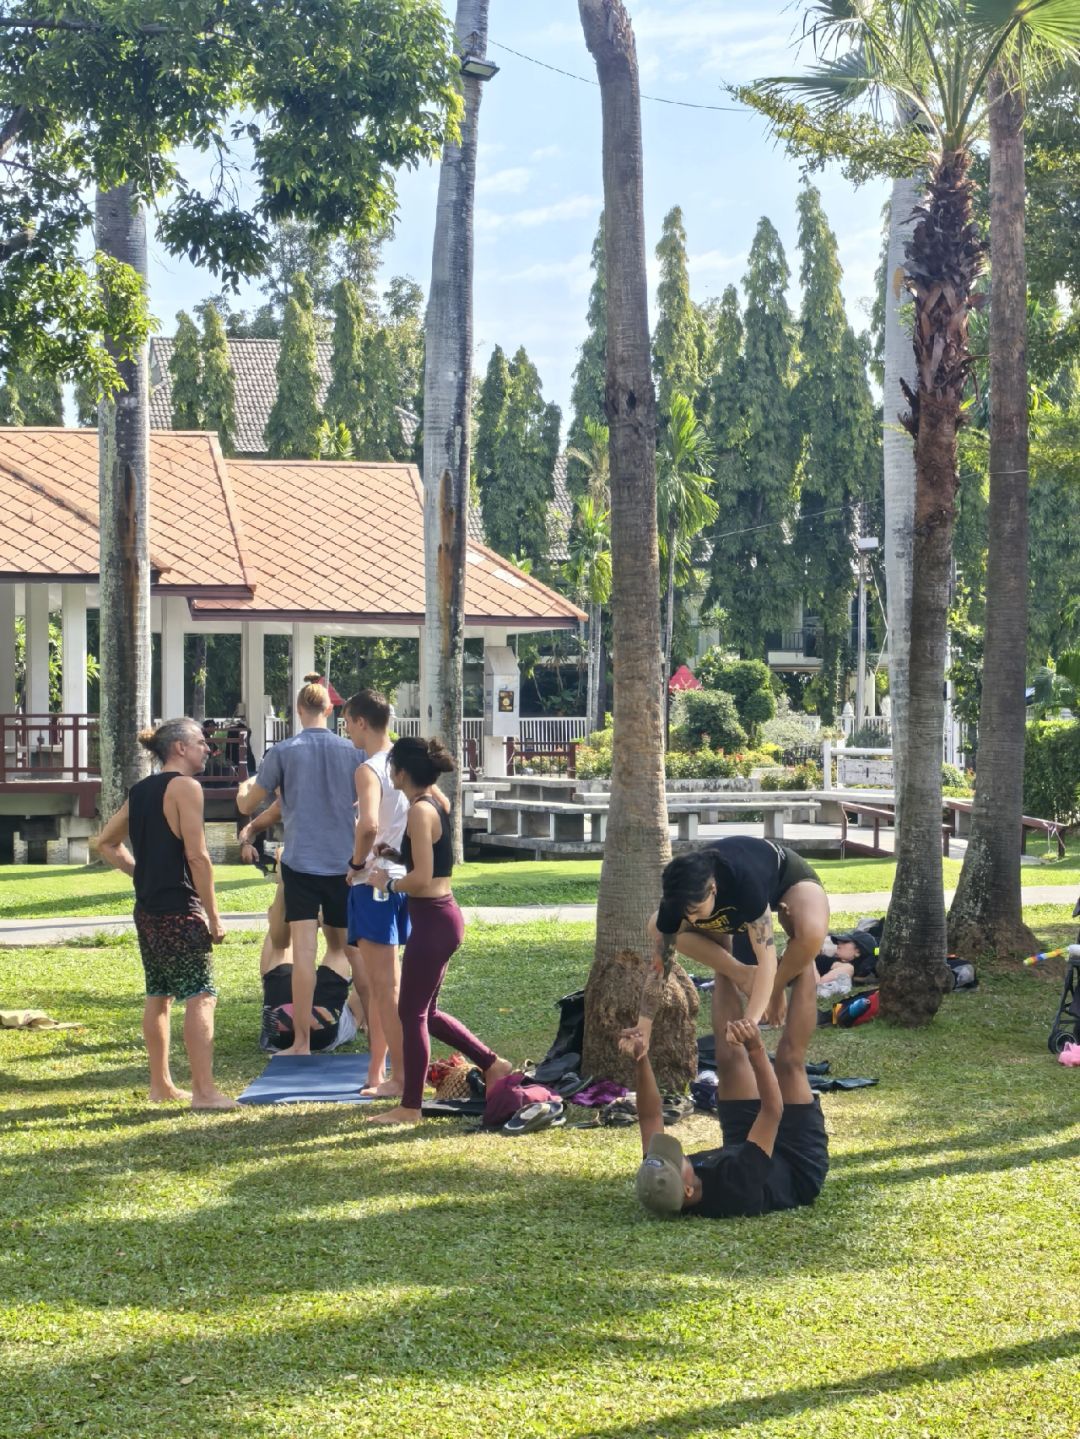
top-left (1, 885), bottom-right (1076, 946)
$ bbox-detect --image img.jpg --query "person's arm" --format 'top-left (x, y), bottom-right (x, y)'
top-left (725, 1017), bottom-right (783, 1156)
top-left (348, 764), bottom-right (380, 883)
top-left (368, 803), bottom-right (436, 897)
top-left (239, 797), bottom-right (281, 843)
top-left (816, 960), bottom-right (854, 986)
top-left (236, 777), bottom-right (271, 815)
top-left (171, 778), bottom-right (225, 942)
top-left (633, 925), bottom-right (678, 1053)
top-left (96, 802), bottom-right (135, 878)
top-left (743, 908), bottom-right (779, 1026)
top-left (619, 1026), bottom-right (665, 1154)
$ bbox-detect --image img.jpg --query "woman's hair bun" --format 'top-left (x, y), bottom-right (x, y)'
top-left (426, 737), bottom-right (455, 773)
top-left (303, 671), bottom-right (322, 685)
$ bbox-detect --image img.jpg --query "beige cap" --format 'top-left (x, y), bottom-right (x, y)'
top-left (635, 1131), bottom-right (688, 1216)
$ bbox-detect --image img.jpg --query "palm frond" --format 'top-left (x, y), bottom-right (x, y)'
top-left (965, 0), bottom-right (1080, 48)
top-left (757, 48), bottom-right (881, 112)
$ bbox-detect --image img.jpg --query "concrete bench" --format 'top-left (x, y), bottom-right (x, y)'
top-left (484, 795), bottom-right (820, 845)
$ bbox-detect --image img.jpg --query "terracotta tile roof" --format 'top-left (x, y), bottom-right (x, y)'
top-left (149, 337), bottom-right (419, 457)
top-left (191, 459), bottom-right (585, 627)
top-left (0, 428), bottom-right (252, 593)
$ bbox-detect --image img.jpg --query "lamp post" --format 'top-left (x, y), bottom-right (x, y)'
top-left (855, 534), bottom-right (879, 726)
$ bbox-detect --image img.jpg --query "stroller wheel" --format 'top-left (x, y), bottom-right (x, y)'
top-left (1049, 1023), bottom-right (1080, 1055)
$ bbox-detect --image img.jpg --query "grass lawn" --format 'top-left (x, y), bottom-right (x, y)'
top-left (3, 839), bottom-right (1079, 923)
top-left (1, 909), bottom-right (1078, 1438)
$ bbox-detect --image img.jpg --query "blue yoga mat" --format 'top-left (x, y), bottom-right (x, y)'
top-left (238, 1051), bottom-right (378, 1105)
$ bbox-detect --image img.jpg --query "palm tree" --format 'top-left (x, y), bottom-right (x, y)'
top-left (96, 182), bottom-right (151, 818)
top-left (422, 0), bottom-right (490, 861)
top-left (565, 415), bottom-right (611, 732)
top-left (752, 0), bottom-right (1080, 1024)
top-left (577, 0), bottom-right (697, 1090)
top-left (564, 493), bottom-right (612, 735)
top-left (657, 392), bottom-right (717, 715)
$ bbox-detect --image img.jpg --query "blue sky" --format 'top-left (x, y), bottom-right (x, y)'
top-left (149, 1), bottom-right (890, 427)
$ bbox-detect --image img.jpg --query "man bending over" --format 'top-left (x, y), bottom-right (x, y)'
top-left (626, 964), bottom-right (828, 1218)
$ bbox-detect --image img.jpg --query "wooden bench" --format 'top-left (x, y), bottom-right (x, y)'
top-left (943, 798), bottom-right (1066, 859)
top-left (840, 800), bottom-right (954, 858)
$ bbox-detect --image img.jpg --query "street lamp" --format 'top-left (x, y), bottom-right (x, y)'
top-left (460, 54), bottom-right (499, 80)
top-left (855, 535), bottom-right (879, 725)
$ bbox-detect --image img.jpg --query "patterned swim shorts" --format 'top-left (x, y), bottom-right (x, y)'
top-left (133, 906), bottom-right (217, 1001)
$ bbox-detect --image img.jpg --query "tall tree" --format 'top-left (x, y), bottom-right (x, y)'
top-left (422, 0), bottom-right (490, 861)
top-left (564, 415), bottom-right (611, 733)
top-left (566, 213), bottom-right (607, 498)
top-left (265, 274), bottom-right (322, 460)
top-left (482, 347), bottom-right (560, 568)
top-left (793, 183), bottom-right (878, 720)
top-left (707, 220), bottom-right (798, 656)
top-left (169, 311), bottom-right (202, 429)
top-left (359, 327), bottom-right (406, 460)
top-left (653, 205), bottom-right (701, 421)
top-left (473, 344), bottom-right (510, 508)
top-left (325, 278), bottom-right (367, 439)
top-left (578, 0), bottom-right (695, 1091)
top-left (948, 63), bottom-right (1038, 958)
top-left (748, 0), bottom-right (1080, 1023)
top-left (96, 184), bottom-right (151, 817)
top-left (658, 393), bottom-right (717, 702)
top-left (201, 305), bottom-right (237, 457)
top-left (0, 359), bottom-right (64, 425)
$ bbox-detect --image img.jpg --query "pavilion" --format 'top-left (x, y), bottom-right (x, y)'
top-left (0, 427), bottom-right (584, 860)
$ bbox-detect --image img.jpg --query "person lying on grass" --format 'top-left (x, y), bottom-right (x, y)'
top-left (643, 837), bottom-right (830, 1031)
top-left (624, 964), bottom-right (829, 1219)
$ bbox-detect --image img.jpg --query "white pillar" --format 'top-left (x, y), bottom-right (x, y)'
top-left (160, 596), bottom-right (187, 720)
top-left (0, 582), bottom-right (16, 713)
top-left (292, 622), bottom-right (315, 728)
top-left (25, 583), bottom-right (51, 715)
top-left (241, 622), bottom-right (267, 752)
top-left (61, 584), bottom-right (88, 773)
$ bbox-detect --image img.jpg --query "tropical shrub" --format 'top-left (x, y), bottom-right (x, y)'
top-left (671, 689), bottom-right (747, 753)
top-left (1023, 720), bottom-right (1080, 822)
top-left (693, 651), bottom-right (776, 740)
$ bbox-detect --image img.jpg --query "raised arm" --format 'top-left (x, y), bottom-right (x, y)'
top-left (743, 908), bottom-right (779, 1027)
top-left (725, 1017), bottom-right (783, 1156)
top-left (96, 801), bottom-right (134, 878)
top-left (619, 1026), bottom-right (665, 1154)
top-left (633, 922), bottom-right (677, 1051)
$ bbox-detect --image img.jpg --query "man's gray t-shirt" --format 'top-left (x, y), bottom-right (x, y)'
top-left (255, 728), bottom-right (365, 876)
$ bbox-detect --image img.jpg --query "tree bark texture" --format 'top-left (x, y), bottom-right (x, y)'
top-left (878, 151), bottom-right (981, 1024)
top-left (948, 68), bottom-right (1036, 960)
top-left (422, 0), bottom-right (488, 861)
top-left (579, 0), bottom-right (675, 1073)
top-left (882, 164), bottom-right (922, 813)
top-left (582, 948), bottom-right (698, 1090)
top-left (97, 183), bottom-right (151, 819)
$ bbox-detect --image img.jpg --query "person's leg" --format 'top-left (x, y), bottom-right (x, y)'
top-left (368, 926), bottom-right (435, 1124)
top-left (421, 901), bottom-right (507, 1081)
top-left (266, 879), bottom-right (291, 962)
top-left (773, 964), bottom-right (817, 1104)
top-left (279, 918), bottom-right (318, 1054)
top-left (182, 992), bottom-right (236, 1109)
top-left (357, 940), bottom-right (402, 1096)
top-left (711, 976), bottom-right (759, 1102)
top-left (143, 995), bottom-right (190, 1101)
top-left (773, 881), bottom-right (831, 994)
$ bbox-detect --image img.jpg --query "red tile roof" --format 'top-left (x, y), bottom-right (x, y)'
top-left (0, 429), bottom-right (584, 628)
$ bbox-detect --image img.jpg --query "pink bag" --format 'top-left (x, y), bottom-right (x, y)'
top-left (483, 1071), bottom-right (558, 1127)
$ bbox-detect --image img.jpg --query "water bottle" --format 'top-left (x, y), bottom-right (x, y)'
top-left (372, 877), bottom-right (389, 903)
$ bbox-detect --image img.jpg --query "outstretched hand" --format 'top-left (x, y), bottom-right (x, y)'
top-left (619, 1025), bottom-right (649, 1062)
top-left (725, 1017), bottom-right (765, 1053)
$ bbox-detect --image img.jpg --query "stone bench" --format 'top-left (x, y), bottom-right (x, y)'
top-left (483, 795), bottom-right (820, 845)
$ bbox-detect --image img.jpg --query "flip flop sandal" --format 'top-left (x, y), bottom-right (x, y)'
top-left (599, 1099), bottom-right (638, 1128)
top-left (661, 1094), bottom-right (694, 1125)
top-left (503, 1100), bottom-right (564, 1135)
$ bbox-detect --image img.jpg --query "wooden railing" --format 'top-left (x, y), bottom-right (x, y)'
top-left (0, 713), bottom-right (100, 782)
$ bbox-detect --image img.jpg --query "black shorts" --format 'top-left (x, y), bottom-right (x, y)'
top-left (718, 1097), bottom-right (829, 1207)
top-left (263, 962), bottom-right (352, 1051)
top-left (777, 847), bottom-right (823, 898)
top-left (280, 861), bottom-right (349, 928)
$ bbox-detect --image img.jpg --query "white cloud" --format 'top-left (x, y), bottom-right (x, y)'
top-left (689, 248), bottom-right (745, 276)
top-left (475, 193), bottom-right (600, 234)
top-left (531, 145), bottom-right (562, 161)
top-left (479, 166), bottom-right (532, 196)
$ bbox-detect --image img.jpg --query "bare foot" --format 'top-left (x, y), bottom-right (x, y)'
top-left (367, 1106), bottom-right (421, 1126)
top-left (764, 992), bottom-right (788, 1029)
top-left (360, 1079), bottom-right (403, 1098)
top-left (484, 1057), bottom-right (513, 1087)
top-left (191, 1091), bottom-right (239, 1111)
top-left (148, 1085), bottom-right (192, 1103)
top-left (272, 1043), bottom-right (311, 1057)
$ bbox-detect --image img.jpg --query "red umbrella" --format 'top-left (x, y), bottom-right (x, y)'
top-left (318, 676), bottom-right (345, 707)
top-left (668, 664), bottom-right (701, 692)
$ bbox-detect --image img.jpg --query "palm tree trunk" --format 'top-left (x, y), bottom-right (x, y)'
top-left (421, 0), bottom-right (488, 861)
top-left (587, 600), bottom-right (600, 733)
top-left (663, 519), bottom-right (677, 747)
top-left (878, 151), bottom-right (980, 1024)
top-left (577, 0), bottom-right (694, 1088)
top-left (882, 159), bottom-right (923, 809)
top-left (96, 183), bottom-right (151, 818)
top-left (192, 634), bottom-right (208, 722)
top-left (948, 66), bottom-right (1037, 959)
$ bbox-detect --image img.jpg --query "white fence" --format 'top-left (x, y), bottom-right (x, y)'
top-left (519, 717), bottom-right (590, 745)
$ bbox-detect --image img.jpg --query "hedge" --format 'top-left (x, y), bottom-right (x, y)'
top-left (1023, 720), bottom-right (1080, 823)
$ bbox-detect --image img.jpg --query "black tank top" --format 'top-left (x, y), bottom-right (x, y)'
top-left (129, 772), bottom-right (201, 915)
top-left (400, 795), bottom-right (453, 879)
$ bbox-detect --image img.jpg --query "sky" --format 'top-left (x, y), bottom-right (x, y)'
top-left (148, 0), bottom-right (891, 429)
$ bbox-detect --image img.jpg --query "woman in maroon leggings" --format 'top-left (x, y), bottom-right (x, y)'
top-left (364, 736), bottom-right (511, 1125)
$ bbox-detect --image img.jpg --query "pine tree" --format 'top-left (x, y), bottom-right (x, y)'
top-left (473, 344), bottom-right (510, 509)
top-left (708, 219), bottom-right (798, 655)
top-left (201, 306), bottom-right (237, 456)
top-left (653, 206), bottom-right (700, 421)
top-left (482, 347), bottom-right (561, 568)
top-left (0, 374), bottom-right (23, 425)
top-left (325, 278), bottom-right (367, 438)
top-left (792, 184), bottom-right (878, 719)
top-left (0, 360), bottom-right (64, 425)
top-left (169, 312), bottom-right (203, 429)
top-left (567, 213), bottom-right (607, 498)
top-left (264, 273), bottom-right (323, 459)
top-left (357, 327), bottom-right (404, 461)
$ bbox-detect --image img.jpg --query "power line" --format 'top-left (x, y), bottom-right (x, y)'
top-left (712, 505), bottom-right (851, 542)
top-left (487, 39), bottom-right (744, 114)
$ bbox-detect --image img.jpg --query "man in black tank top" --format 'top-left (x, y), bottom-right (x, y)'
top-left (98, 718), bottom-right (236, 1110)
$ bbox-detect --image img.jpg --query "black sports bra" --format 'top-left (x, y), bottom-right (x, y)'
top-left (400, 795), bottom-right (453, 878)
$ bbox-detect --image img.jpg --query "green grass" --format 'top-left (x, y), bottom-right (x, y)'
top-left (1, 913), bottom-right (1078, 1437)
top-left (3, 841), bottom-right (1079, 923)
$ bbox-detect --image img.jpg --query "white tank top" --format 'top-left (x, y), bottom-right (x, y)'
top-left (363, 749), bottom-right (409, 878)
